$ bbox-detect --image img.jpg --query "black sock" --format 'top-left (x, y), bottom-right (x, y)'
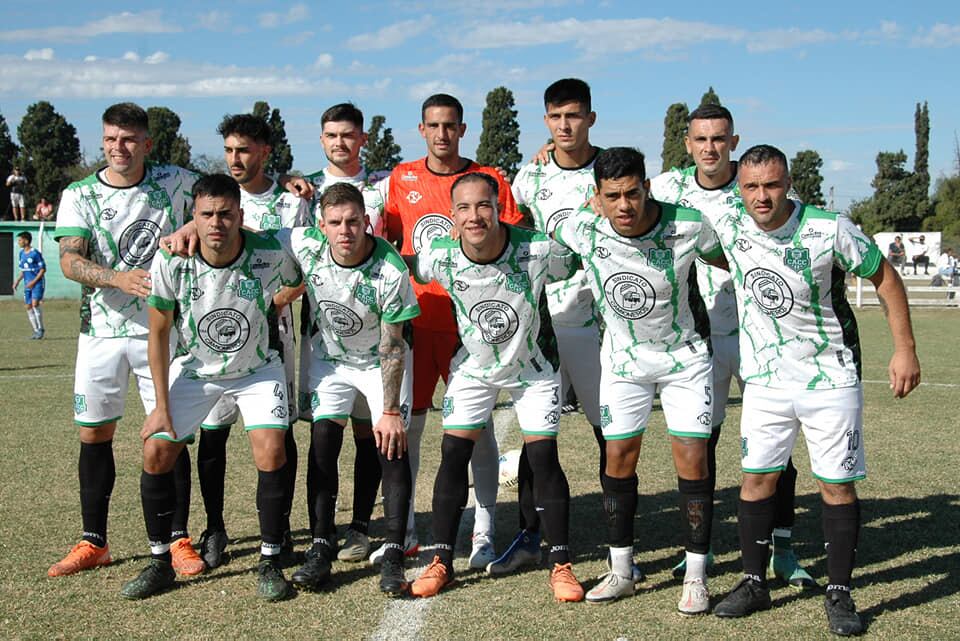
top-left (306, 437), bottom-right (317, 535)
top-left (773, 458), bottom-right (798, 529)
top-left (525, 439), bottom-right (571, 565)
top-left (601, 473), bottom-right (637, 548)
top-left (308, 420), bottom-right (343, 545)
top-left (170, 448), bottom-right (191, 541)
top-left (738, 496), bottom-right (776, 585)
top-left (141, 470), bottom-right (175, 562)
top-left (378, 450), bottom-right (412, 554)
top-left (592, 425), bottom-right (606, 486)
top-left (517, 444), bottom-right (539, 533)
top-left (678, 477), bottom-right (713, 554)
top-left (197, 427), bottom-right (231, 532)
top-left (431, 434), bottom-right (474, 562)
top-left (707, 426), bottom-right (721, 494)
top-left (79, 441), bottom-right (115, 547)
top-left (257, 469), bottom-right (286, 552)
top-left (352, 434), bottom-right (382, 534)
top-left (823, 500), bottom-right (860, 591)
top-left (282, 427), bottom-right (298, 534)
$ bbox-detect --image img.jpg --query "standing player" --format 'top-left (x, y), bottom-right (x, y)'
top-left (649, 104), bottom-right (814, 587)
top-left (121, 174), bottom-right (302, 600)
top-left (50, 103), bottom-right (201, 579)
top-left (383, 94), bottom-right (525, 567)
top-left (285, 182), bottom-right (418, 595)
top-left (554, 147), bottom-right (719, 613)
top-left (408, 173), bottom-right (584, 601)
top-left (13, 231), bottom-right (46, 339)
top-left (191, 114), bottom-right (311, 569)
top-left (711, 146), bottom-right (920, 635)
top-left (7, 167), bottom-right (27, 221)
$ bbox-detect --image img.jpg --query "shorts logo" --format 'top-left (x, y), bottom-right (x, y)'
top-left (320, 300), bottom-right (363, 337)
top-left (406, 191), bottom-right (423, 204)
top-left (260, 213), bottom-right (281, 231)
top-left (354, 282), bottom-right (376, 306)
top-left (603, 272), bottom-right (655, 319)
top-left (544, 410), bottom-right (560, 425)
top-left (841, 456), bottom-right (857, 472)
top-left (505, 272), bottom-right (530, 294)
top-left (783, 247), bottom-right (810, 272)
top-left (411, 214), bottom-right (452, 253)
top-left (744, 268), bottom-right (794, 318)
top-left (535, 188), bottom-right (552, 201)
top-left (272, 406), bottom-right (288, 419)
top-left (238, 278), bottom-right (262, 301)
top-left (310, 392), bottom-right (320, 411)
top-left (599, 405), bottom-right (612, 428)
top-left (469, 300), bottom-right (520, 344)
top-left (647, 248), bottom-right (673, 271)
top-left (545, 208), bottom-right (573, 234)
top-left (740, 437), bottom-right (748, 459)
top-left (697, 412), bottom-right (711, 426)
top-left (118, 219), bottom-right (161, 267)
top-left (100, 208), bottom-right (117, 221)
top-left (442, 397), bottom-right (454, 418)
top-left (198, 309), bottom-right (251, 353)
top-left (74, 394), bottom-right (87, 414)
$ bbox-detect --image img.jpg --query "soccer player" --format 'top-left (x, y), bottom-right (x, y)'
top-left (191, 114), bottom-right (311, 569)
top-left (407, 172), bottom-right (584, 602)
top-left (710, 145), bottom-right (920, 635)
top-left (285, 182), bottom-right (418, 595)
top-left (649, 104), bottom-right (814, 587)
top-left (121, 174), bottom-right (302, 601)
top-left (554, 147), bottom-right (719, 613)
top-left (13, 231), bottom-right (46, 339)
top-left (383, 94), bottom-right (525, 567)
top-left (50, 103), bottom-right (202, 579)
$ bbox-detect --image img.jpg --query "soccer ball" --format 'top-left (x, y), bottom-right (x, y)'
top-left (498, 449), bottom-right (522, 488)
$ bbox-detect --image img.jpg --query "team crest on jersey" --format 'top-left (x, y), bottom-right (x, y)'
top-left (147, 189), bottom-right (169, 210)
top-left (603, 272), bottom-right (656, 319)
top-left (320, 300), bottom-right (363, 337)
top-left (744, 268), bottom-right (794, 318)
top-left (783, 247), bottom-right (810, 272)
top-left (197, 309), bottom-right (251, 353)
top-left (118, 219), bottom-right (161, 267)
top-left (545, 208), bottom-right (573, 234)
top-left (100, 208), bottom-right (117, 221)
top-left (412, 214), bottom-right (453, 252)
top-left (74, 394), bottom-right (87, 415)
top-left (406, 191), bottom-right (423, 204)
top-left (505, 272), bottom-right (530, 294)
top-left (354, 282), bottom-right (376, 306)
top-left (260, 213), bottom-right (281, 231)
top-left (469, 301), bottom-right (520, 344)
top-left (238, 278), bottom-right (262, 301)
top-left (647, 248), bottom-right (674, 271)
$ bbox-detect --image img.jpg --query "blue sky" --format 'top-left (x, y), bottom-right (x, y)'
top-left (1, 1), bottom-right (958, 210)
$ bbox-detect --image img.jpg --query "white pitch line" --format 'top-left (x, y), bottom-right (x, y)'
top-left (0, 373), bottom-right (72, 379)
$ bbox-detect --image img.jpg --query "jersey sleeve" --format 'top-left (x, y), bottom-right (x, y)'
top-left (384, 169), bottom-right (404, 246)
top-left (834, 214), bottom-right (883, 278)
top-left (545, 238), bottom-right (580, 282)
top-left (272, 228), bottom-right (295, 256)
top-left (279, 250), bottom-right (303, 287)
top-left (295, 196), bottom-right (314, 228)
top-left (412, 243), bottom-right (436, 285)
top-left (53, 186), bottom-right (92, 240)
top-left (381, 261), bottom-right (421, 324)
top-left (147, 251), bottom-right (178, 310)
top-left (35, 251), bottom-right (47, 272)
top-left (552, 207), bottom-right (587, 256)
top-left (695, 217), bottom-right (723, 260)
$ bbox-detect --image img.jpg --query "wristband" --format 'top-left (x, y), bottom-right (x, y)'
top-left (382, 410), bottom-right (401, 417)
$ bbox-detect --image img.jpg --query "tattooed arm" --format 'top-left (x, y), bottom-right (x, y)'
top-left (373, 319), bottom-right (408, 460)
top-left (868, 258), bottom-right (920, 398)
top-left (59, 236), bottom-right (151, 297)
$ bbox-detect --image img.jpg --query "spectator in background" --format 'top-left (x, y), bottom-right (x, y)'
top-left (935, 248), bottom-right (957, 286)
top-left (907, 234), bottom-right (930, 275)
top-left (35, 197), bottom-right (54, 221)
top-left (887, 235), bottom-right (906, 274)
top-left (6, 167), bottom-right (27, 221)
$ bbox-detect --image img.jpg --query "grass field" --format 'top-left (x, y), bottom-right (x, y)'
top-left (0, 300), bottom-right (958, 640)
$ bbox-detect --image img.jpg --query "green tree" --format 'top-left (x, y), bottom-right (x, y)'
top-left (252, 101), bottom-right (293, 175)
top-left (912, 101), bottom-right (930, 223)
top-left (17, 101), bottom-right (81, 205)
top-left (361, 115), bottom-right (402, 173)
top-left (661, 102), bottom-right (691, 172)
top-left (789, 150), bottom-right (826, 206)
top-left (923, 175), bottom-right (960, 251)
top-left (189, 153), bottom-right (228, 175)
top-left (853, 150), bottom-right (918, 235)
top-left (147, 106), bottom-right (191, 167)
top-left (0, 112), bottom-right (18, 217)
top-left (476, 86), bottom-right (522, 179)
top-left (65, 149), bottom-right (106, 184)
top-left (700, 86), bottom-right (721, 107)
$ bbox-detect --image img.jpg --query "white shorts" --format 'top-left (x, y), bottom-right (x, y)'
top-left (11, 193), bottom-right (25, 207)
top-left (73, 334), bottom-right (155, 426)
top-left (711, 333), bottom-right (742, 428)
top-left (555, 323), bottom-right (602, 426)
top-left (202, 306), bottom-right (296, 429)
top-left (441, 370), bottom-right (562, 436)
top-left (599, 356), bottom-right (713, 440)
top-left (308, 356), bottom-right (412, 427)
top-left (740, 384), bottom-right (865, 483)
top-left (153, 360), bottom-right (289, 443)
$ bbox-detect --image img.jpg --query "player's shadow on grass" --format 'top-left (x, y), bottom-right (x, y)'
top-left (0, 363), bottom-right (62, 372)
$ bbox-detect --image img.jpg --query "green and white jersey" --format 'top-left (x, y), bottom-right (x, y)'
top-left (54, 163), bottom-right (197, 337)
top-left (649, 165), bottom-right (740, 337)
top-left (712, 200), bottom-right (882, 390)
top-left (282, 229), bottom-right (420, 369)
top-left (414, 225), bottom-right (578, 386)
top-left (148, 230), bottom-right (302, 380)
top-left (241, 179), bottom-right (312, 232)
top-left (305, 167), bottom-right (390, 237)
top-left (554, 202), bottom-right (721, 380)
top-left (512, 151), bottom-right (598, 327)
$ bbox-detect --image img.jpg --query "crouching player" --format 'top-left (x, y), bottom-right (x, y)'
top-left (121, 174), bottom-right (302, 601)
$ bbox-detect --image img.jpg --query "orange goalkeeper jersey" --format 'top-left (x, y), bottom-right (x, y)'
top-left (385, 158), bottom-right (522, 332)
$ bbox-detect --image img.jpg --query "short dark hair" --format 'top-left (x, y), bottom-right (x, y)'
top-left (544, 78), bottom-right (592, 112)
top-left (17, 231), bottom-right (32, 243)
top-left (594, 147), bottom-right (646, 185)
top-left (217, 113), bottom-right (272, 145)
top-left (319, 182), bottom-right (366, 218)
top-left (102, 102), bottom-right (148, 132)
top-left (687, 104), bottom-right (734, 130)
top-left (738, 144), bottom-right (788, 171)
top-left (421, 94), bottom-right (463, 123)
top-left (450, 172), bottom-right (499, 205)
top-left (192, 173), bottom-right (241, 204)
top-left (321, 103), bottom-right (364, 129)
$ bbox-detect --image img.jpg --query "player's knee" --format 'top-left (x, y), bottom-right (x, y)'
top-left (79, 422), bottom-right (117, 444)
top-left (818, 480), bottom-right (857, 505)
top-left (741, 471), bottom-right (778, 500)
top-left (251, 430), bottom-right (287, 471)
top-left (143, 439), bottom-right (181, 474)
top-left (605, 438), bottom-right (641, 475)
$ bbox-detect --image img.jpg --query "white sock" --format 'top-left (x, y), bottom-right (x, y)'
top-left (33, 306), bottom-right (43, 330)
top-left (610, 545), bottom-right (633, 578)
top-left (470, 418), bottom-right (499, 537)
top-left (404, 412), bottom-right (427, 541)
top-left (685, 551), bottom-right (708, 581)
top-left (27, 309), bottom-right (39, 331)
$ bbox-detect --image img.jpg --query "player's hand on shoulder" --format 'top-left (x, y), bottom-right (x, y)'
top-left (279, 174), bottom-right (314, 200)
top-left (160, 220), bottom-right (199, 256)
top-left (141, 408), bottom-right (176, 441)
top-left (116, 268), bottom-right (152, 298)
top-left (888, 349), bottom-right (921, 398)
top-left (531, 142), bottom-right (554, 166)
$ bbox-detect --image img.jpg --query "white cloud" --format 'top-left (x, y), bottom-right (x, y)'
top-left (313, 53), bottom-right (333, 69)
top-left (258, 4), bottom-right (310, 29)
top-left (283, 31), bottom-right (314, 46)
top-left (829, 160), bottom-right (855, 172)
top-left (144, 51), bottom-right (170, 65)
top-left (83, 55), bottom-right (98, 62)
top-left (912, 23), bottom-right (960, 48)
top-left (407, 80), bottom-right (460, 102)
top-left (347, 17), bottom-right (435, 51)
top-left (0, 11), bottom-right (181, 42)
top-left (24, 48), bottom-right (54, 61)
top-left (197, 10), bottom-right (231, 31)
top-left (122, 51), bottom-right (140, 62)
top-left (745, 28), bottom-right (838, 53)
